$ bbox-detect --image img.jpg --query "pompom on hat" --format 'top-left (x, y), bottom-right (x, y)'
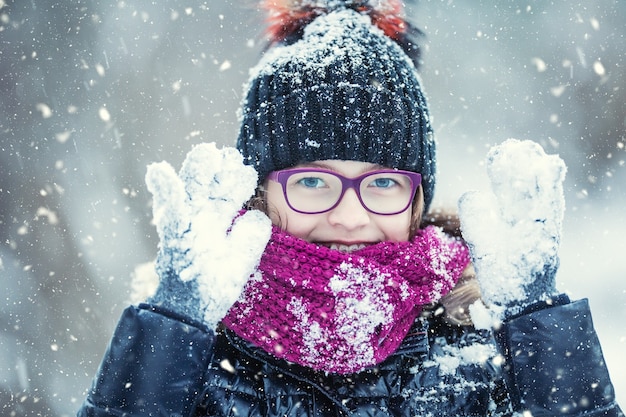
top-left (236, 0), bottom-right (437, 210)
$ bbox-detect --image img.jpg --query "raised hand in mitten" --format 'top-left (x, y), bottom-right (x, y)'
top-left (458, 139), bottom-right (566, 318)
top-left (145, 143), bottom-right (271, 329)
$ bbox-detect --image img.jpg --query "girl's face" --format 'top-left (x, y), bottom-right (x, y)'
top-left (265, 160), bottom-right (418, 251)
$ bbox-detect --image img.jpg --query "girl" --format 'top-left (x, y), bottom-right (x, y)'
top-left (78, 1), bottom-right (622, 416)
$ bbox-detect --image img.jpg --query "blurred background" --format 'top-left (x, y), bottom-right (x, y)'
top-left (0, 0), bottom-right (624, 415)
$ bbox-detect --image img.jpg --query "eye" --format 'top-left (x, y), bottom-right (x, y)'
top-left (296, 176), bottom-right (327, 188)
top-left (369, 177), bottom-right (399, 188)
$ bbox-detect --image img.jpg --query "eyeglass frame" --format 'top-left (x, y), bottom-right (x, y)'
top-left (267, 168), bottom-right (422, 215)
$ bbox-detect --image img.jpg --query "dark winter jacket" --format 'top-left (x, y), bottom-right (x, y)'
top-left (77, 296), bottom-right (623, 417)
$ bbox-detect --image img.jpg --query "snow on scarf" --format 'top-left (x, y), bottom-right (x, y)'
top-left (222, 225), bottom-right (470, 374)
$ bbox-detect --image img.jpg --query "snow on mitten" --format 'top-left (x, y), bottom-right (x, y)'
top-left (145, 143), bottom-right (271, 329)
top-left (458, 139), bottom-right (566, 318)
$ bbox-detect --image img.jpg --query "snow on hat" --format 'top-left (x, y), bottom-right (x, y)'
top-left (236, 0), bottom-right (436, 210)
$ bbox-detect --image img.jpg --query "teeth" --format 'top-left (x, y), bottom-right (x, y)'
top-left (329, 243), bottom-right (366, 253)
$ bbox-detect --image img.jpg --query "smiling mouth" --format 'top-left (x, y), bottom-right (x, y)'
top-left (328, 243), bottom-right (368, 253)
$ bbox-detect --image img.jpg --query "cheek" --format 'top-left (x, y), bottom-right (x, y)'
top-left (282, 215), bottom-right (319, 240)
top-left (378, 211), bottom-right (412, 241)
top-left (266, 182), bottom-right (318, 239)
top-left (269, 206), bottom-right (319, 240)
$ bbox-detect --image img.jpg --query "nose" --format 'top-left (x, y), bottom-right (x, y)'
top-left (327, 188), bottom-right (370, 230)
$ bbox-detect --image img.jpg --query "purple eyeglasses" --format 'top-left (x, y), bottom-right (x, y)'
top-left (267, 168), bottom-right (422, 215)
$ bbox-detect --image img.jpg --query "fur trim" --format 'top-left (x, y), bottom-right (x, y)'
top-left (439, 267), bottom-right (482, 326)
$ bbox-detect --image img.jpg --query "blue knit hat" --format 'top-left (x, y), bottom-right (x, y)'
top-left (236, 1), bottom-right (436, 210)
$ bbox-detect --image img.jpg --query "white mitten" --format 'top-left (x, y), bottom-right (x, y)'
top-left (145, 143), bottom-right (272, 329)
top-left (458, 139), bottom-right (566, 318)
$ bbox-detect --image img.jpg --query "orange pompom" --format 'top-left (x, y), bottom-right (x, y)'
top-left (262, 0), bottom-right (407, 43)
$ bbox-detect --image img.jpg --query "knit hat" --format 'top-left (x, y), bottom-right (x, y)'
top-left (236, 0), bottom-right (436, 210)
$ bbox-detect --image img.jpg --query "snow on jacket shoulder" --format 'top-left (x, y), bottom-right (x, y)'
top-left (77, 300), bottom-right (623, 417)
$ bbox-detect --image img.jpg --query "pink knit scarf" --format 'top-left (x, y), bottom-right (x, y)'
top-left (222, 225), bottom-right (470, 374)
